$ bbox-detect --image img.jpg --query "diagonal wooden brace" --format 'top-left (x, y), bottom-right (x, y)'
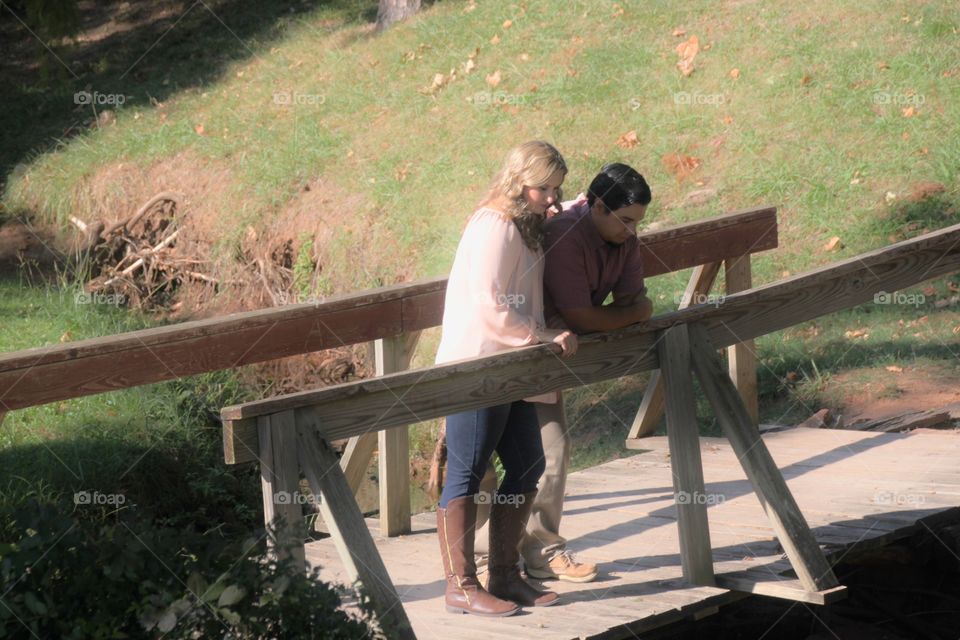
top-left (297, 417), bottom-right (416, 640)
top-left (687, 323), bottom-right (838, 592)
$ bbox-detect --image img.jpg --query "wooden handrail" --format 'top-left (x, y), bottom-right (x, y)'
top-left (0, 206), bottom-right (777, 412)
top-left (221, 220), bottom-right (960, 449)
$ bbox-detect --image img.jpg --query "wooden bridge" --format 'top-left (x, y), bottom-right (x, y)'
top-left (3, 205), bottom-right (959, 638)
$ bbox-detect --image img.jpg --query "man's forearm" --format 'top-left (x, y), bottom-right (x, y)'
top-left (559, 300), bottom-right (652, 333)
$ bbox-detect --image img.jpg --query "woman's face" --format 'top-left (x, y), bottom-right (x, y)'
top-left (521, 169), bottom-right (565, 215)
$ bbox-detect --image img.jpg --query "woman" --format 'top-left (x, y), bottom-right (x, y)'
top-left (435, 141), bottom-right (577, 617)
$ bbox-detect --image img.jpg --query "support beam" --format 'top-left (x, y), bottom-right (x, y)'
top-left (376, 332), bottom-right (420, 536)
top-left (628, 261), bottom-right (722, 440)
top-left (724, 255), bottom-right (759, 426)
top-left (258, 410), bottom-right (305, 571)
top-left (297, 419), bottom-right (416, 640)
top-left (688, 324), bottom-right (838, 592)
top-left (658, 325), bottom-right (715, 586)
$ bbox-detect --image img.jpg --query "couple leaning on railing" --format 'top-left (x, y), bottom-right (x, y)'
top-left (434, 140), bottom-right (655, 617)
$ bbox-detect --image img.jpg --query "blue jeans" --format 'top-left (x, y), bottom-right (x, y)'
top-left (439, 400), bottom-right (545, 508)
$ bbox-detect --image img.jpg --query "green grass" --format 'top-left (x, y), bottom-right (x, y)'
top-left (0, 275), bottom-right (259, 531)
top-left (2, 0), bottom-right (960, 506)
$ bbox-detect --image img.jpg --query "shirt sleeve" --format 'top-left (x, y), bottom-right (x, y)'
top-left (612, 238), bottom-right (647, 298)
top-left (465, 213), bottom-right (541, 346)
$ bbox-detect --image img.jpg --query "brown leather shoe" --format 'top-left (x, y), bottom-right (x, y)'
top-left (487, 492), bottom-right (560, 607)
top-left (437, 496), bottom-right (519, 617)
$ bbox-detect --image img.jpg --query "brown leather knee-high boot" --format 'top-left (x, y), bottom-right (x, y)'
top-left (437, 496), bottom-right (519, 616)
top-left (487, 492), bottom-right (560, 607)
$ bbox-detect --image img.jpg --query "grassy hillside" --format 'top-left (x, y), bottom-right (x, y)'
top-left (3, 0), bottom-right (960, 475)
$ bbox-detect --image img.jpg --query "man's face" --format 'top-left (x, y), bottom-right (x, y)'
top-left (591, 201), bottom-right (647, 245)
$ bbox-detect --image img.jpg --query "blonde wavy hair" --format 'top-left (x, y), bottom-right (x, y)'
top-left (481, 140), bottom-right (567, 250)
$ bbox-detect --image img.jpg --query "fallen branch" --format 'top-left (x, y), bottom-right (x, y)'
top-left (102, 228), bottom-right (180, 287)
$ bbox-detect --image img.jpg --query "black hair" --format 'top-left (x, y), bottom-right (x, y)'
top-left (586, 163), bottom-right (651, 212)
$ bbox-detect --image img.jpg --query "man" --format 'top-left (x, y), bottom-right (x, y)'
top-left (475, 162), bottom-right (654, 582)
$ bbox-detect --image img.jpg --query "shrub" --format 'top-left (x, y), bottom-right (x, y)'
top-left (0, 501), bottom-right (380, 639)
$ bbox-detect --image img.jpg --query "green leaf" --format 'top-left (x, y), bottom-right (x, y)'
top-left (23, 592), bottom-right (47, 615)
top-left (157, 610), bottom-right (177, 633)
top-left (217, 584), bottom-right (246, 607)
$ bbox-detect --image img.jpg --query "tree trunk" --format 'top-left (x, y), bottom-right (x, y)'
top-left (376, 0), bottom-right (421, 31)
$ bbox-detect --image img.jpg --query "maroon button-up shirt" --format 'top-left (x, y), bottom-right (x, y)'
top-left (542, 198), bottom-right (646, 329)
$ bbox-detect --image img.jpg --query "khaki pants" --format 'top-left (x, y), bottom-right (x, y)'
top-left (475, 398), bottom-right (570, 570)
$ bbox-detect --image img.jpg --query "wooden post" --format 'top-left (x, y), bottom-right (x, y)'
top-left (658, 325), bottom-right (715, 585)
top-left (724, 255), bottom-right (759, 426)
top-left (628, 262), bottom-right (723, 440)
top-left (258, 410), bottom-right (306, 571)
top-left (688, 324), bottom-right (838, 592)
top-left (376, 332), bottom-right (420, 536)
top-left (297, 418), bottom-right (416, 640)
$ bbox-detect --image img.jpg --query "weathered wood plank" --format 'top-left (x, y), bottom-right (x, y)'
top-left (223, 417), bottom-right (258, 465)
top-left (297, 418), bottom-right (415, 640)
top-left (688, 324), bottom-right (838, 592)
top-left (658, 325), bottom-right (715, 586)
top-left (376, 333), bottom-right (420, 536)
top-left (638, 206), bottom-right (777, 278)
top-left (2, 207), bottom-right (777, 412)
top-left (627, 261), bottom-right (723, 440)
top-left (724, 254), bottom-right (759, 426)
top-left (258, 411), bottom-right (305, 570)
top-left (222, 220), bottom-right (960, 443)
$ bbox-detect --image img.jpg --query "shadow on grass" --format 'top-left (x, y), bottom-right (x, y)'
top-left (0, 420), bottom-right (262, 533)
top-left (0, 0), bottom-right (379, 186)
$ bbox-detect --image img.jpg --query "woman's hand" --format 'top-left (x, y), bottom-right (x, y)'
top-left (537, 328), bottom-right (578, 357)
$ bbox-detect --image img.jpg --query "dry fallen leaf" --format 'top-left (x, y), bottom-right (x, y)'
top-left (616, 130), bottom-right (639, 148)
top-left (193, 123), bottom-right (206, 136)
top-left (672, 27), bottom-right (686, 37)
top-left (823, 236), bottom-right (842, 251)
top-left (486, 69), bottom-right (502, 87)
top-left (675, 35), bottom-right (699, 76)
top-left (845, 328), bottom-right (869, 339)
top-left (923, 286), bottom-right (937, 296)
top-left (612, 3), bottom-right (624, 16)
top-left (729, 68), bottom-right (740, 79)
top-left (502, 19), bottom-right (512, 29)
top-left (662, 152), bottom-right (702, 179)
top-left (885, 365), bottom-right (903, 373)
top-left (490, 34), bottom-right (501, 45)
top-left (902, 106), bottom-right (917, 117)
top-left (721, 115), bottom-right (734, 125)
